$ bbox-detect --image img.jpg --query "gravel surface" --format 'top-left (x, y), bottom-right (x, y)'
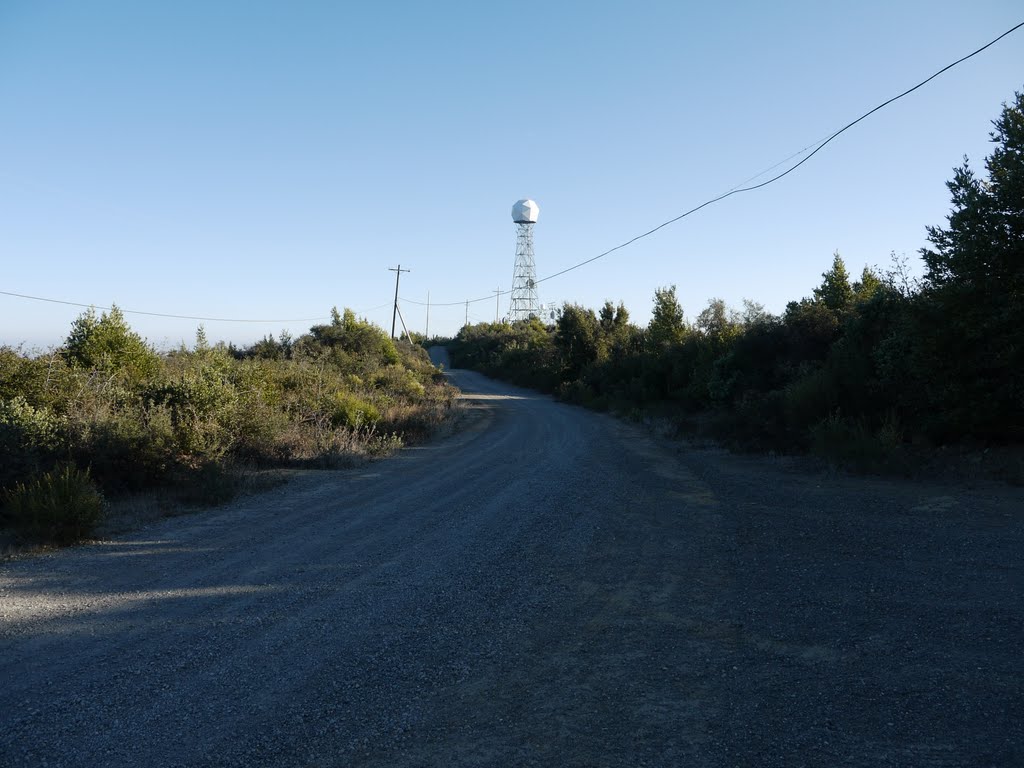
top-left (1, 363), bottom-right (1021, 767)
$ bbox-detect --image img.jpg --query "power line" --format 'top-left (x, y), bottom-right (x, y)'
top-left (358, 302), bottom-right (397, 315)
top-left (0, 289), bottom-right (390, 325)
top-left (405, 20), bottom-right (1024, 306)
top-left (535, 20), bottom-right (1023, 286)
top-left (724, 134), bottom-right (832, 192)
top-left (400, 290), bottom-right (500, 308)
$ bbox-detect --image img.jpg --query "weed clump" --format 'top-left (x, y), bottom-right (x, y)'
top-left (3, 464), bottom-right (104, 544)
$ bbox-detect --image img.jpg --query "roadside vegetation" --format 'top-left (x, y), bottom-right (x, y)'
top-left (0, 307), bottom-right (454, 545)
top-left (449, 91), bottom-right (1024, 478)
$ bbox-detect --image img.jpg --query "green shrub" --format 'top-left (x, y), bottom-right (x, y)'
top-left (372, 365), bottom-right (427, 400)
top-left (144, 365), bottom-right (238, 460)
top-left (303, 308), bottom-right (400, 366)
top-left (0, 396), bottom-right (64, 452)
top-left (3, 464), bottom-right (104, 544)
top-left (0, 348), bottom-right (70, 407)
top-left (1, 308), bottom-right (457, 497)
top-left (0, 397), bottom-right (66, 489)
top-left (330, 392), bottom-right (381, 429)
top-left (230, 383), bottom-right (289, 461)
top-left (66, 398), bottom-right (178, 491)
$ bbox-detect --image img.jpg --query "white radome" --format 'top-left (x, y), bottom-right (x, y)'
top-left (511, 199), bottom-right (540, 223)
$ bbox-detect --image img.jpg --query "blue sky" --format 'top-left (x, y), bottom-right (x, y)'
top-left (1, 1), bottom-right (1021, 349)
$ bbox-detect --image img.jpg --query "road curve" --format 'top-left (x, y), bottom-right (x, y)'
top-left (1, 367), bottom-right (1021, 767)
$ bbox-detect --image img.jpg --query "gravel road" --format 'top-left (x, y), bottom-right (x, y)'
top-left (1, 361), bottom-right (1021, 767)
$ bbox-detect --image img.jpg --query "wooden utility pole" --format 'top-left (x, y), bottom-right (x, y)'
top-left (388, 265), bottom-right (410, 339)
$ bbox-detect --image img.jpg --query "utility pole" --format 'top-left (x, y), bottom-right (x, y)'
top-left (464, 300), bottom-right (469, 327)
top-left (494, 287), bottom-right (501, 323)
top-left (388, 264), bottom-right (410, 340)
top-left (425, 291), bottom-right (430, 339)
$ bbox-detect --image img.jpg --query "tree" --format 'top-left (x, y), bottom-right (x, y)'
top-left (913, 91), bottom-right (1024, 440)
top-left (783, 298), bottom-right (840, 364)
top-left (64, 305), bottom-right (158, 379)
top-left (194, 325), bottom-right (210, 353)
top-left (648, 286), bottom-right (687, 347)
top-left (852, 266), bottom-right (884, 304)
top-left (597, 300), bottom-right (633, 363)
top-left (740, 299), bottom-right (772, 327)
top-left (922, 90), bottom-right (1024, 296)
top-left (813, 252), bottom-right (854, 316)
top-left (555, 304), bottom-right (600, 377)
top-left (245, 334), bottom-right (288, 361)
top-left (598, 301), bottom-right (630, 334)
top-left (695, 298), bottom-right (741, 344)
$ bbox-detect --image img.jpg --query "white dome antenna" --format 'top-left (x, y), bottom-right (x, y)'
top-left (511, 198), bottom-right (540, 224)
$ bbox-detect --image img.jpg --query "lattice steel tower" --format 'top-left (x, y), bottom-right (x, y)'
top-left (510, 198), bottom-right (540, 322)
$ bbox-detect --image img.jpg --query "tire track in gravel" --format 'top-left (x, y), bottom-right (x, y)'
top-left (1, 366), bottom-right (1021, 767)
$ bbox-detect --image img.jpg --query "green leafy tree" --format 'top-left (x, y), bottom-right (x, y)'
top-left (740, 299), bottom-right (772, 327)
top-left (648, 286), bottom-right (687, 347)
top-left (64, 305), bottom-right (158, 380)
top-left (555, 304), bottom-right (601, 377)
top-left (695, 298), bottom-right (741, 344)
top-left (596, 300), bottom-right (633, 363)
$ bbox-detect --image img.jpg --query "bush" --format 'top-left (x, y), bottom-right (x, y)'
top-left (371, 365), bottom-right (426, 400)
top-left (330, 392), bottom-right (381, 429)
top-left (0, 307), bottom-right (456, 504)
top-left (71, 402), bottom-right (178, 491)
top-left (144, 363), bottom-right (239, 460)
top-left (229, 362), bottom-right (289, 461)
top-left (0, 396), bottom-right (66, 489)
top-left (3, 464), bottom-right (104, 544)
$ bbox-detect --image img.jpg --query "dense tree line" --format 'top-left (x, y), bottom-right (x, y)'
top-left (1, 307), bottom-right (452, 542)
top-left (450, 90), bottom-right (1024, 460)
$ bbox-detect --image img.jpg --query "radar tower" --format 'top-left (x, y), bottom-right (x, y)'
top-left (509, 198), bottom-right (540, 322)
